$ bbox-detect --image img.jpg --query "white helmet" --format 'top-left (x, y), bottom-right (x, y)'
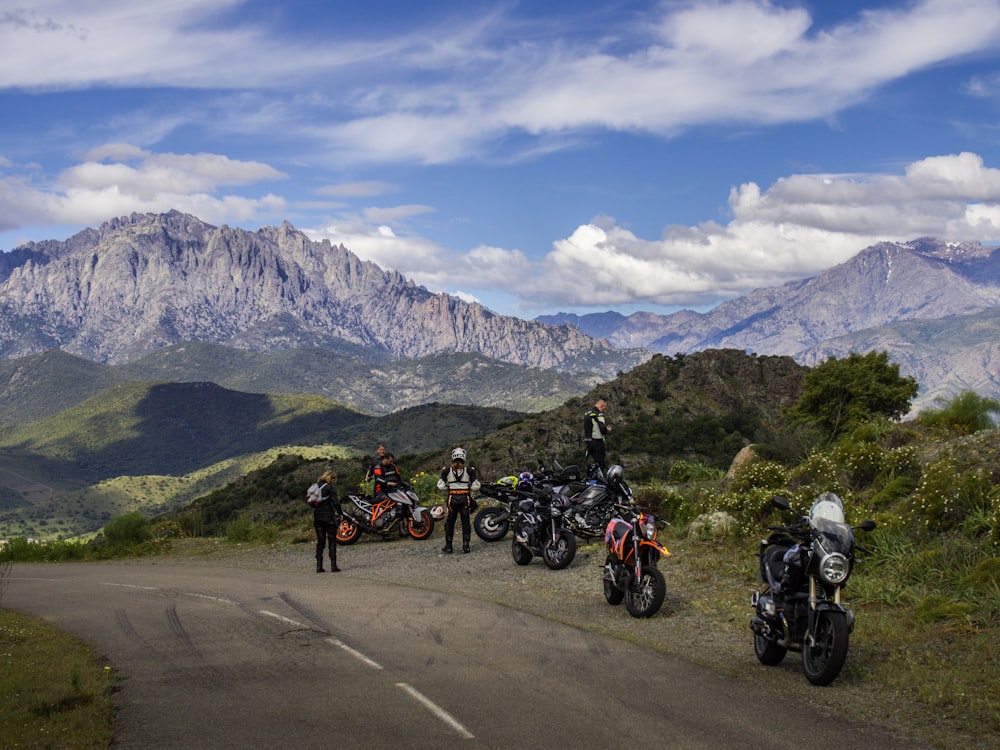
top-left (810, 492), bottom-right (845, 524)
top-left (451, 447), bottom-right (467, 462)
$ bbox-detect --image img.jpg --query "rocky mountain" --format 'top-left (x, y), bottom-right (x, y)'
top-left (538, 239), bottom-right (1000, 408)
top-left (0, 210), bottom-right (645, 377)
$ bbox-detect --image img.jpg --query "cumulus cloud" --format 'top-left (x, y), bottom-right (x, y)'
top-left (518, 152), bottom-right (1000, 311)
top-left (0, 145), bottom-right (287, 231)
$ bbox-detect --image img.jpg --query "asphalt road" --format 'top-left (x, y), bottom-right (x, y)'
top-left (4, 557), bottom-right (925, 750)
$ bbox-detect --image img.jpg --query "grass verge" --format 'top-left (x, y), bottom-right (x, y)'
top-left (0, 607), bottom-right (115, 749)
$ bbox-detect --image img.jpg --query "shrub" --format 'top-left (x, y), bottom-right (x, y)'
top-left (918, 390), bottom-right (1000, 433)
top-left (103, 513), bottom-right (150, 546)
top-left (727, 460), bottom-right (788, 494)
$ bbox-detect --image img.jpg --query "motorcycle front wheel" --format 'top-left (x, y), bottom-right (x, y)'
top-left (624, 566), bottom-right (666, 618)
top-left (406, 513), bottom-right (435, 540)
top-left (474, 506), bottom-right (509, 541)
top-left (802, 610), bottom-right (849, 686)
top-left (542, 529), bottom-right (577, 570)
top-left (336, 518), bottom-right (361, 545)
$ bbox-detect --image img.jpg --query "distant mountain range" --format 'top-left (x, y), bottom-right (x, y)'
top-left (537, 238), bottom-right (1000, 409)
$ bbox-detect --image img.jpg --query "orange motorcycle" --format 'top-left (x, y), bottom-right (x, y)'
top-left (336, 484), bottom-right (435, 544)
top-left (602, 505), bottom-right (670, 617)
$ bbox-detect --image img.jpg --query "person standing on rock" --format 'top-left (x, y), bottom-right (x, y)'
top-left (583, 398), bottom-right (612, 471)
top-left (438, 447), bottom-right (480, 554)
top-left (311, 470), bottom-right (342, 573)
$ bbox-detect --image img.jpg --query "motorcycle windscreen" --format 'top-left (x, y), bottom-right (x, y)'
top-left (811, 517), bottom-right (854, 553)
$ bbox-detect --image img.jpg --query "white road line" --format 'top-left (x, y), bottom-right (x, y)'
top-left (100, 582), bottom-right (159, 590)
top-left (396, 682), bottom-right (475, 740)
top-left (324, 637), bottom-right (384, 670)
top-left (186, 593), bottom-right (237, 605)
top-left (259, 610), bottom-right (307, 628)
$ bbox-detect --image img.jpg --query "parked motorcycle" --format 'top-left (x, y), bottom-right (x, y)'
top-left (336, 484), bottom-right (435, 544)
top-left (472, 462), bottom-right (603, 542)
top-left (602, 504), bottom-right (670, 617)
top-left (561, 464), bottom-right (633, 540)
top-left (472, 476), bottom-right (521, 542)
top-left (750, 493), bottom-right (876, 686)
top-left (510, 487), bottom-right (577, 569)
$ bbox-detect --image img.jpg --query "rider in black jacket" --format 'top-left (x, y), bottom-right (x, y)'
top-left (583, 398), bottom-right (611, 471)
top-left (312, 470), bottom-right (342, 572)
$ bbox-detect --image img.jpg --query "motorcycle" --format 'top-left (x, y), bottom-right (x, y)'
top-left (510, 486), bottom-right (577, 569)
top-left (560, 464), bottom-right (633, 541)
top-left (473, 462), bottom-right (592, 542)
top-left (473, 476), bottom-right (521, 542)
top-left (602, 504), bottom-right (670, 617)
top-left (750, 493), bottom-right (876, 686)
top-left (336, 484), bottom-right (435, 544)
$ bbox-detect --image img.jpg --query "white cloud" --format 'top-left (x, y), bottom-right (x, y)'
top-left (0, 145), bottom-right (287, 230)
top-left (6, 2), bottom-right (999, 166)
top-left (516, 152), bottom-right (1000, 311)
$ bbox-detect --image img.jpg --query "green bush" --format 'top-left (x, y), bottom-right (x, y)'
top-left (103, 512), bottom-right (150, 546)
top-left (727, 460), bottom-right (788, 494)
top-left (909, 462), bottom-right (994, 534)
top-left (918, 390), bottom-right (1000, 433)
top-left (225, 518), bottom-right (280, 544)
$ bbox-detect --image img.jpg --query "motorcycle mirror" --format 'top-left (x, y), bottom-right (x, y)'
top-left (771, 495), bottom-right (790, 511)
top-left (858, 519), bottom-right (877, 532)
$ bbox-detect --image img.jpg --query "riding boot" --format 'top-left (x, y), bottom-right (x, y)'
top-left (442, 534), bottom-right (453, 553)
top-left (462, 534), bottom-right (471, 553)
top-left (316, 559), bottom-right (324, 573)
top-left (330, 554), bottom-right (340, 572)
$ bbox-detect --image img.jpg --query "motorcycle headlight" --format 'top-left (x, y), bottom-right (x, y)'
top-left (819, 552), bottom-right (850, 585)
top-left (639, 514), bottom-right (657, 541)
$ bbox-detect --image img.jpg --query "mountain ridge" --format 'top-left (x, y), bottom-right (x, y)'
top-left (0, 210), bottom-right (645, 377)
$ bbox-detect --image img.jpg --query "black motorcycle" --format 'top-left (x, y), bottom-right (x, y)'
top-left (750, 494), bottom-right (875, 686)
top-left (472, 477), bottom-right (522, 542)
top-left (510, 486), bottom-right (577, 569)
top-left (560, 464), bottom-right (633, 541)
top-left (474, 462), bottom-right (591, 542)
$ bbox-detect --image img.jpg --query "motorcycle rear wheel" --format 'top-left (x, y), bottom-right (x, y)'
top-left (753, 631), bottom-right (787, 666)
top-left (406, 514), bottom-right (435, 540)
top-left (474, 507), bottom-right (509, 541)
top-left (512, 537), bottom-right (533, 565)
top-left (336, 518), bottom-right (361, 545)
top-left (624, 566), bottom-right (666, 618)
top-left (802, 610), bottom-right (849, 686)
top-left (602, 558), bottom-right (625, 605)
top-left (542, 529), bottom-right (577, 570)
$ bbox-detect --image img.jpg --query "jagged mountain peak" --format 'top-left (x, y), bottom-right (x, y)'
top-left (0, 211), bottom-right (644, 376)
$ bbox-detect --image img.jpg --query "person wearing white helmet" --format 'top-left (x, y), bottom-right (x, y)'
top-left (437, 447), bottom-right (481, 553)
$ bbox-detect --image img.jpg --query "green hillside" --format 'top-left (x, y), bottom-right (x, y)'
top-left (0, 377), bottom-right (525, 538)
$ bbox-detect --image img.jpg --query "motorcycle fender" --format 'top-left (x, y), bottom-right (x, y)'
top-left (411, 505), bottom-right (427, 522)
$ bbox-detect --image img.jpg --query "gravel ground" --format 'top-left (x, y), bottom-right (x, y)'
top-left (163, 529), bottom-right (954, 749)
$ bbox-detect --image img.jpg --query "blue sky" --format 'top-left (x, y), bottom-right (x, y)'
top-left (3, 1), bottom-right (1000, 318)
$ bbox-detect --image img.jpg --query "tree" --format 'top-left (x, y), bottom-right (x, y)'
top-left (790, 351), bottom-right (918, 439)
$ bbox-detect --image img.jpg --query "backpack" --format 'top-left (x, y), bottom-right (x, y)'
top-left (306, 482), bottom-right (323, 506)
